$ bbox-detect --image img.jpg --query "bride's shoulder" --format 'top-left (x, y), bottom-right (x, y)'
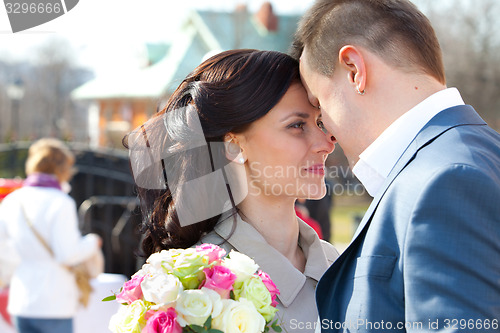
top-left (197, 230), bottom-right (235, 254)
top-left (319, 239), bottom-right (340, 264)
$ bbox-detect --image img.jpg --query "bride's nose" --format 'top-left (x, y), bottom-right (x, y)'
top-left (312, 128), bottom-right (335, 155)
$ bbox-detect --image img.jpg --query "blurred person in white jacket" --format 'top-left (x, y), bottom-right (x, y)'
top-left (0, 138), bottom-right (101, 333)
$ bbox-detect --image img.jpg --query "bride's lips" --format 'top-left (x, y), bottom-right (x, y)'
top-left (306, 164), bottom-right (325, 176)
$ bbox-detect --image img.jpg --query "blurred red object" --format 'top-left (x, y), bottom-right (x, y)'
top-left (0, 179), bottom-right (21, 325)
top-left (0, 179), bottom-right (23, 201)
top-left (0, 288), bottom-right (10, 325)
top-left (295, 207), bottom-right (324, 240)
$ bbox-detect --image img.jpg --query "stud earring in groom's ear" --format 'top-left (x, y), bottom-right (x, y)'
top-left (356, 86), bottom-right (365, 95)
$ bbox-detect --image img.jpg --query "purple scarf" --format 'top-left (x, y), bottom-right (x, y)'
top-left (23, 173), bottom-right (61, 190)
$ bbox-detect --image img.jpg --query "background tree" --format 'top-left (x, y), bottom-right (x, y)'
top-left (0, 37), bottom-right (93, 142)
top-left (421, 0), bottom-right (500, 130)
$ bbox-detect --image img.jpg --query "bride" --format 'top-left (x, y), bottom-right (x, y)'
top-left (126, 49), bottom-right (339, 332)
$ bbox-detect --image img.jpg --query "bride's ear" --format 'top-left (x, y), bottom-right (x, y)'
top-left (224, 135), bottom-right (246, 164)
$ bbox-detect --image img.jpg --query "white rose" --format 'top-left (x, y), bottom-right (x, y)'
top-left (109, 305), bottom-right (128, 333)
top-left (141, 273), bottom-right (182, 305)
top-left (175, 287), bottom-right (222, 327)
top-left (212, 298), bottom-right (266, 333)
top-left (108, 300), bottom-right (149, 333)
top-left (222, 250), bottom-right (259, 283)
top-left (137, 263), bottom-right (155, 276)
top-left (138, 263), bottom-right (166, 276)
top-left (146, 249), bottom-right (178, 273)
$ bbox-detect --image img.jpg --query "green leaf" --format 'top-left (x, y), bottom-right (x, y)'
top-left (204, 316), bottom-right (212, 329)
top-left (272, 323), bottom-right (282, 332)
top-left (188, 325), bottom-right (205, 333)
top-left (101, 295), bottom-right (116, 302)
top-left (183, 317), bottom-right (219, 333)
top-left (270, 319), bottom-right (282, 332)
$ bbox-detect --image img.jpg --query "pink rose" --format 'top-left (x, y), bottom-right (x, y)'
top-left (200, 265), bottom-right (236, 299)
top-left (116, 274), bottom-right (145, 304)
top-left (143, 308), bottom-right (181, 333)
top-left (258, 270), bottom-right (280, 307)
top-left (195, 244), bottom-right (226, 263)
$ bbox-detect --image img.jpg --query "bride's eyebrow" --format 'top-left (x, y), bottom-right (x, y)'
top-left (280, 112), bottom-right (310, 122)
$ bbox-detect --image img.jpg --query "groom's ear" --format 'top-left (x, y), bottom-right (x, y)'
top-left (338, 45), bottom-right (367, 93)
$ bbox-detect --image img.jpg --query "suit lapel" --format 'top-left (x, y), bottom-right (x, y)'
top-left (334, 105), bottom-right (485, 266)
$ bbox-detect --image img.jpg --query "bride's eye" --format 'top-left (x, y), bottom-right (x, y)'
top-left (288, 121), bottom-right (306, 130)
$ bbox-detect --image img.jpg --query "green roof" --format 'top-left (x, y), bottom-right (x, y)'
top-left (71, 10), bottom-right (299, 100)
top-left (196, 10), bottom-right (299, 52)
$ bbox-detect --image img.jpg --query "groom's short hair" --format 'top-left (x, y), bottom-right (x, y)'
top-left (291, 0), bottom-right (446, 84)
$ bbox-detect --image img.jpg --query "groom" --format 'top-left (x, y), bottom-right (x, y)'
top-left (292, 0), bottom-right (500, 331)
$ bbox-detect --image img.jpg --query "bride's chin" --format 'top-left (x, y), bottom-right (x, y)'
top-left (301, 185), bottom-right (327, 200)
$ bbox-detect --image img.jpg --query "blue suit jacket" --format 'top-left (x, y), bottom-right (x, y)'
top-left (316, 105), bottom-right (500, 332)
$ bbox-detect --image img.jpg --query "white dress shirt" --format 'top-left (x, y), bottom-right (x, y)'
top-left (352, 88), bottom-right (465, 197)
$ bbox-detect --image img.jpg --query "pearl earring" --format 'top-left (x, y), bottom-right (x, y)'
top-left (238, 157), bottom-right (245, 164)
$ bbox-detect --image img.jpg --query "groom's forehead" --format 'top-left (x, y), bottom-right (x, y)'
top-left (299, 47), bottom-right (327, 79)
top-left (299, 46), bottom-right (310, 68)
top-left (298, 48), bottom-right (313, 80)
top-left (299, 49), bottom-right (322, 88)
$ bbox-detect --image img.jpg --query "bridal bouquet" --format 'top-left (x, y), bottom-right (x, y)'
top-left (106, 244), bottom-right (281, 333)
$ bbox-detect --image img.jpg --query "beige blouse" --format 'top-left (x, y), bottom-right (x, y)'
top-left (199, 212), bottom-right (339, 332)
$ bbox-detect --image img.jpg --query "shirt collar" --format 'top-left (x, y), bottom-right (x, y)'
top-left (352, 87), bottom-right (465, 197)
top-left (210, 213), bottom-right (330, 307)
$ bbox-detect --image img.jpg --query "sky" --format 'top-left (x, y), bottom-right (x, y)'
top-left (0, 0), bottom-right (318, 76)
top-left (0, 0), bottom-right (436, 77)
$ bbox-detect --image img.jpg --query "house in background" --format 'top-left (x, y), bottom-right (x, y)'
top-left (72, 2), bottom-right (300, 148)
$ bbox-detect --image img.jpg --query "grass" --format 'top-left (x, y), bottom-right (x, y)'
top-left (328, 195), bottom-right (371, 251)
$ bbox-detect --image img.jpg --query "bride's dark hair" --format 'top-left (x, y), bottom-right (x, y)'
top-left (128, 49), bottom-right (300, 256)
